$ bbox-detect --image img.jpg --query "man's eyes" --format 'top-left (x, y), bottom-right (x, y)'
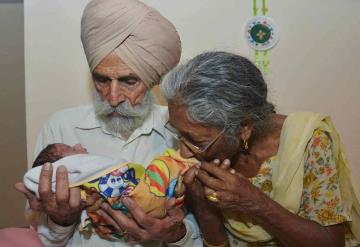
top-left (94, 76), bottom-right (140, 86)
top-left (97, 78), bottom-right (110, 83)
top-left (93, 75), bottom-right (110, 83)
top-left (123, 78), bottom-right (139, 85)
top-left (121, 76), bottom-right (140, 86)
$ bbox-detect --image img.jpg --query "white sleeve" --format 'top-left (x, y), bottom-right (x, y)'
top-left (37, 213), bottom-right (77, 247)
top-left (28, 120), bottom-right (60, 227)
top-left (166, 213), bottom-right (203, 247)
top-left (30, 110), bottom-right (78, 246)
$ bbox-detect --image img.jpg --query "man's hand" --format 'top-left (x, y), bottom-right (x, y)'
top-left (15, 182), bottom-right (43, 211)
top-left (16, 162), bottom-right (82, 226)
top-left (97, 197), bottom-right (186, 245)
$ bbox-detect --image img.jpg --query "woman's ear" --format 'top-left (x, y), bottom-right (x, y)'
top-left (238, 124), bottom-right (253, 151)
top-left (239, 125), bottom-right (253, 142)
top-left (239, 119), bottom-right (254, 142)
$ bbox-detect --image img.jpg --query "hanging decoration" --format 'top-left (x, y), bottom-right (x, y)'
top-left (244, 0), bottom-right (279, 75)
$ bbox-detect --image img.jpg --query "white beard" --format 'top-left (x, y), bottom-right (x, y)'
top-left (94, 90), bottom-right (153, 139)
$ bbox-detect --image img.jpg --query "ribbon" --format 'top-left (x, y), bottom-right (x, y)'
top-left (253, 0), bottom-right (269, 75)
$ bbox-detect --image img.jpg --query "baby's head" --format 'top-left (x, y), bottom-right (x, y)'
top-left (32, 143), bottom-right (87, 168)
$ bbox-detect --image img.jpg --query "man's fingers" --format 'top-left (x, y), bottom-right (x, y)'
top-left (128, 239), bottom-right (140, 246)
top-left (165, 197), bottom-right (176, 211)
top-left (55, 166), bottom-right (70, 206)
top-left (101, 202), bottom-right (150, 241)
top-left (96, 208), bottom-right (123, 232)
top-left (15, 182), bottom-right (35, 199)
top-left (15, 182), bottom-right (43, 210)
top-left (101, 203), bottom-right (129, 229)
top-left (69, 187), bottom-right (81, 209)
top-left (38, 163), bottom-right (53, 203)
top-left (121, 197), bottom-right (156, 229)
top-left (96, 225), bottom-right (114, 235)
top-left (165, 198), bottom-right (184, 217)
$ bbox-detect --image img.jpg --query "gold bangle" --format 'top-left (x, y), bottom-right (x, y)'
top-left (203, 237), bottom-right (228, 247)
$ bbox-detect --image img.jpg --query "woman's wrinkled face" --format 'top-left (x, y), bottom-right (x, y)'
top-left (168, 103), bottom-right (239, 162)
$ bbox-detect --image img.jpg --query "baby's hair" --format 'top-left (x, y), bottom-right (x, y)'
top-left (32, 144), bottom-right (63, 168)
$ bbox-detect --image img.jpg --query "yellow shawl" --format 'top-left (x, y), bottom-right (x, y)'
top-left (224, 112), bottom-right (360, 242)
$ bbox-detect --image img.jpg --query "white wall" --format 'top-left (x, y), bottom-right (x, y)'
top-left (25, 0), bottom-right (360, 181)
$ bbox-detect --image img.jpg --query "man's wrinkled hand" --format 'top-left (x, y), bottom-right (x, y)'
top-left (97, 197), bottom-right (186, 245)
top-left (15, 182), bottom-right (43, 211)
top-left (17, 162), bottom-right (82, 226)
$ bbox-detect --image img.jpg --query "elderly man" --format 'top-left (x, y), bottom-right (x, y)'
top-left (16, 0), bottom-right (201, 246)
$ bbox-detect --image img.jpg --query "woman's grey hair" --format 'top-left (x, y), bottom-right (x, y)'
top-left (160, 51), bottom-right (275, 139)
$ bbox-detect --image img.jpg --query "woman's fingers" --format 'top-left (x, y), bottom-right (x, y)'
top-left (212, 159), bottom-right (220, 166)
top-left (211, 159), bottom-right (235, 174)
top-left (212, 158), bottom-right (236, 174)
top-left (200, 161), bottom-right (232, 181)
top-left (196, 169), bottom-right (224, 191)
top-left (182, 166), bottom-right (198, 186)
top-left (204, 186), bottom-right (216, 196)
top-left (219, 159), bottom-right (231, 170)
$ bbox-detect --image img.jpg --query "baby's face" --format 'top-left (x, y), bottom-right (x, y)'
top-left (56, 143), bottom-right (88, 157)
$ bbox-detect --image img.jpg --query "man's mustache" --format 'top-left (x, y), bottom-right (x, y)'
top-left (103, 102), bottom-right (144, 118)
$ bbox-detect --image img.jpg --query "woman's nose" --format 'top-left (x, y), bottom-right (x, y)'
top-left (179, 142), bottom-right (195, 159)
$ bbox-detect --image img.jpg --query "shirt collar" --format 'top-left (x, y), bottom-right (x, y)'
top-left (126, 104), bottom-right (169, 144)
top-left (75, 105), bottom-right (102, 130)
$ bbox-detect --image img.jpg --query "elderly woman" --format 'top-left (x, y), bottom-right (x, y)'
top-left (160, 51), bottom-right (360, 247)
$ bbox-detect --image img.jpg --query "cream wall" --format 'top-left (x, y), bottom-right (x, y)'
top-left (0, 0), bottom-right (27, 228)
top-left (25, 0), bottom-right (360, 181)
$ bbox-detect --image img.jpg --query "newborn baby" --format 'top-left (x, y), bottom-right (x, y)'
top-left (24, 143), bottom-right (196, 240)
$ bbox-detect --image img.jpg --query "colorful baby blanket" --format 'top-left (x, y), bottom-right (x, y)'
top-left (24, 149), bottom-right (197, 240)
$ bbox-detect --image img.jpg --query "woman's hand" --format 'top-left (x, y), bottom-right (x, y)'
top-left (16, 163), bottom-right (82, 226)
top-left (183, 160), bottom-right (229, 201)
top-left (96, 197), bottom-right (186, 245)
top-left (182, 162), bottom-right (220, 214)
top-left (183, 160), bottom-right (230, 247)
top-left (182, 159), bottom-right (237, 212)
top-left (196, 160), bottom-right (267, 215)
top-left (182, 164), bottom-right (205, 199)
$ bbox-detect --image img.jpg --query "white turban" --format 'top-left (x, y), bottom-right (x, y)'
top-left (81, 0), bottom-right (181, 87)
